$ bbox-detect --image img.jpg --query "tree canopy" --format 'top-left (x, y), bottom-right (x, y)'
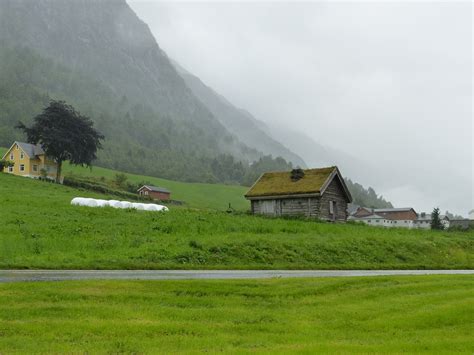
top-left (430, 207), bottom-right (444, 230)
top-left (17, 100), bottom-right (104, 182)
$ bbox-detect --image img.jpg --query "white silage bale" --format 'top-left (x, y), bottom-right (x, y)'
top-left (86, 199), bottom-right (98, 207)
top-left (132, 203), bottom-right (146, 210)
top-left (73, 197), bottom-right (93, 206)
top-left (107, 200), bottom-right (121, 208)
top-left (95, 199), bottom-right (108, 207)
top-left (154, 204), bottom-right (169, 212)
top-left (144, 204), bottom-right (159, 211)
top-left (119, 201), bottom-right (132, 209)
top-left (71, 197), bottom-right (85, 206)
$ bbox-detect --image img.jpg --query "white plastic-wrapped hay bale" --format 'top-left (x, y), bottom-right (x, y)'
top-left (71, 197), bottom-right (85, 206)
top-left (71, 197), bottom-right (92, 206)
top-left (119, 201), bottom-right (133, 209)
top-left (107, 200), bottom-right (121, 208)
top-left (146, 204), bottom-right (168, 212)
top-left (132, 203), bottom-right (146, 210)
top-left (144, 204), bottom-right (160, 211)
top-left (95, 199), bottom-right (108, 207)
top-left (86, 199), bottom-right (98, 207)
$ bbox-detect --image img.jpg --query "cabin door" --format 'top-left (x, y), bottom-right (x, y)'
top-left (261, 200), bottom-right (277, 215)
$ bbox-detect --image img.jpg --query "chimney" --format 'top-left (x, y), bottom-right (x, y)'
top-left (290, 168), bottom-right (305, 182)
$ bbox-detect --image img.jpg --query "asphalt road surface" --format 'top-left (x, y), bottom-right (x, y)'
top-left (0, 269), bottom-right (473, 282)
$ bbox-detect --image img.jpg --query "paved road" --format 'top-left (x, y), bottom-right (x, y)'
top-left (0, 270), bottom-right (473, 282)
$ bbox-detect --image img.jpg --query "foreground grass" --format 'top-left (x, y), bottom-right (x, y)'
top-left (1, 173), bottom-right (473, 269)
top-left (0, 275), bottom-right (473, 353)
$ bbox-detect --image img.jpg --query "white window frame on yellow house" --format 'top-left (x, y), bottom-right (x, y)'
top-left (8, 166), bottom-right (13, 173)
top-left (20, 152), bottom-right (24, 159)
top-left (9, 153), bottom-right (13, 160)
top-left (33, 164), bottom-right (38, 172)
top-left (19, 164), bottom-right (25, 172)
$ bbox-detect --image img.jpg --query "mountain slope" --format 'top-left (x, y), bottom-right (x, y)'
top-left (173, 60), bottom-right (306, 167)
top-left (0, 0), bottom-right (294, 183)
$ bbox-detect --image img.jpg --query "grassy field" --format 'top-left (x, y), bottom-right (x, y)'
top-left (0, 275), bottom-right (473, 353)
top-left (63, 162), bottom-right (249, 210)
top-left (1, 172), bottom-right (473, 269)
top-left (1, 146), bottom-right (249, 211)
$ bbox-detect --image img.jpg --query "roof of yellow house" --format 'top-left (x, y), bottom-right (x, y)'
top-left (2, 141), bottom-right (44, 160)
top-left (245, 166), bottom-right (352, 201)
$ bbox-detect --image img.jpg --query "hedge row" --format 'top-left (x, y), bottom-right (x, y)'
top-left (63, 176), bottom-right (149, 201)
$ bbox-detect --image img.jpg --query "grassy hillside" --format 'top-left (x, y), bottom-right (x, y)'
top-left (62, 163), bottom-right (249, 211)
top-left (0, 276), bottom-right (472, 353)
top-left (1, 172), bottom-right (472, 270)
top-left (1, 146), bottom-right (249, 211)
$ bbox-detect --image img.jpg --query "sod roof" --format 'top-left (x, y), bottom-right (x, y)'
top-left (245, 166), bottom-right (337, 198)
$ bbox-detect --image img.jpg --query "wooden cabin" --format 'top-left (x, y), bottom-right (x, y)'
top-left (245, 166), bottom-right (352, 221)
top-left (137, 185), bottom-right (171, 201)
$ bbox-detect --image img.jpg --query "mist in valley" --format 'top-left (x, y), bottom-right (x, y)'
top-left (129, 0), bottom-right (473, 216)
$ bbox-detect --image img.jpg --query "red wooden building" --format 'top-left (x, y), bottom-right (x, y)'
top-left (137, 185), bottom-right (171, 201)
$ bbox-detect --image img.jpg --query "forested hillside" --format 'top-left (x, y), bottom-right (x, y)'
top-left (345, 179), bottom-right (393, 209)
top-left (0, 45), bottom-right (295, 184)
top-left (172, 60), bottom-right (306, 168)
top-left (0, 0), bottom-right (393, 207)
top-left (0, 0), bottom-right (298, 184)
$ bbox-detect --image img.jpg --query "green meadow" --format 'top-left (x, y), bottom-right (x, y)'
top-left (2, 146), bottom-right (249, 211)
top-left (1, 172), bottom-right (472, 269)
top-left (62, 163), bottom-right (249, 211)
top-left (0, 275), bottom-right (473, 353)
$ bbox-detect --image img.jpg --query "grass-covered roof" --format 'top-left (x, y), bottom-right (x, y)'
top-left (245, 166), bottom-right (337, 198)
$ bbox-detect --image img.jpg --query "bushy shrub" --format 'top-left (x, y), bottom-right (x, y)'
top-left (63, 175), bottom-right (149, 201)
top-left (0, 160), bottom-right (14, 171)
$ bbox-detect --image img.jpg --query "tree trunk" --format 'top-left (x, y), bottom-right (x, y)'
top-left (56, 161), bottom-right (62, 184)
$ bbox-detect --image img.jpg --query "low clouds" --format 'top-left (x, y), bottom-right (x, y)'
top-left (129, 1), bottom-right (472, 216)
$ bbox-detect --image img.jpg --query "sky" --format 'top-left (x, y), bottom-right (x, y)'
top-left (128, 0), bottom-right (473, 216)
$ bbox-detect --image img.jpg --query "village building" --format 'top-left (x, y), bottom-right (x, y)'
top-left (349, 208), bottom-right (459, 229)
top-left (1, 141), bottom-right (57, 180)
top-left (349, 207), bottom-right (418, 228)
top-left (469, 210), bottom-right (474, 220)
top-left (137, 185), bottom-right (171, 201)
top-left (244, 167), bottom-right (352, 221)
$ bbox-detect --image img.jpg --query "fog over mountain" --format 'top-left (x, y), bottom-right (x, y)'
top-left (129, 1), bottom-right (473, 216)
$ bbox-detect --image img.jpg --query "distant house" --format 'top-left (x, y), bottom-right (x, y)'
top-left (1, 141), bottom-right (57, 180)
top-left (350, 208), bottom-right (458, 229)
top-left (470, 210), bottom-right (474, 220)
top-left (350, 207), bottom-right (418, 228)
top-left (137, 185), bottom-right (171, 201)
top-left (244, 167), bottom-right (352, 221)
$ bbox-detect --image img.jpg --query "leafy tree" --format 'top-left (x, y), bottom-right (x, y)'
top-left (431, 207), bottom-right (444, 230)
top-left (0, 159), bottom-right (14, 171)
top-left (113, 173), bottom-right (128, 189)
top-left (17, 100), bottom-right (104, 183)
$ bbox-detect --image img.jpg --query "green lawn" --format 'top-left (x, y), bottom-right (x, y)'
top-left (1, 172), bottom-right (473, 269)
top-left (0, 275), bottom-right (472, 353)
top-left (1, 146), bottom-right (249, 211)
top-left (63, 162), bottom-right (249, 211)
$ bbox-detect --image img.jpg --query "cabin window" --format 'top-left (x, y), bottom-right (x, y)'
top-left (20, 152), bottom-right (24, 159)
top-left (19, 164), bottom-right (25, 172)
top-left (144, 191), bottom-right (149, 196)
top-left (10, 153), bottom-right (13, 160)
top-left (33, 165), bottom-right (38, 172)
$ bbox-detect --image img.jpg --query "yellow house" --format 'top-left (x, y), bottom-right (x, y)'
top-left (2, 141), bottom-right (58, 180)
